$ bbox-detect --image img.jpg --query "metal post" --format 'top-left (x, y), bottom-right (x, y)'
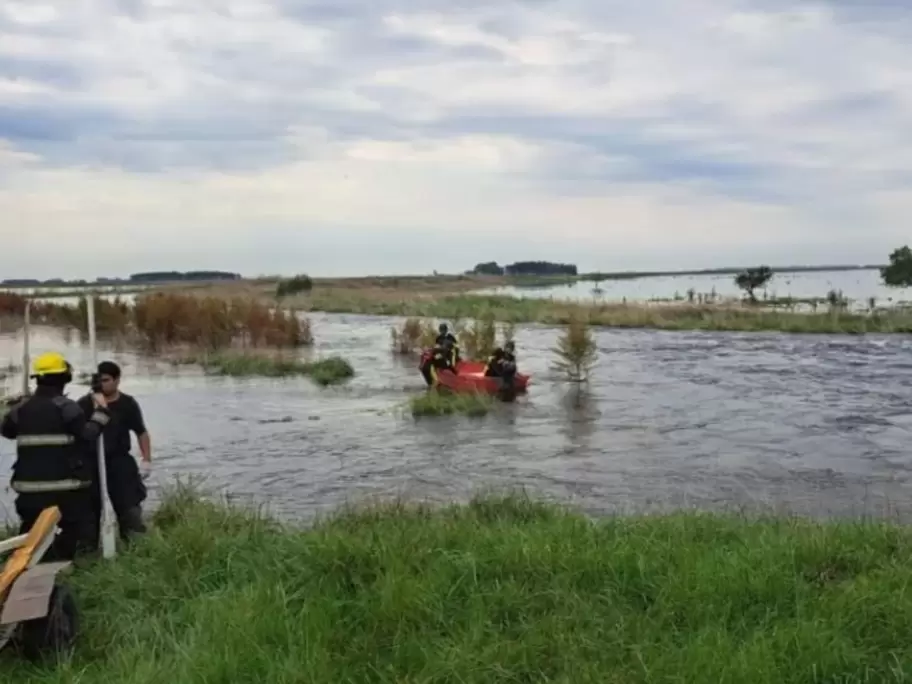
top-left (20, 300), bottom-right (30, 396)
top-left (87, 295), bottom-right (116, 559)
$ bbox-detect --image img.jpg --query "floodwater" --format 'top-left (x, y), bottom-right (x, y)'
top-left (479, 268), bottom-right (912, 310)
top-left (1, 312), bottom-right (912, 524)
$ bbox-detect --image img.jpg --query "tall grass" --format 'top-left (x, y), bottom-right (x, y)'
top-left (457, 314), bottom-right (516, 360)
top-left (390, 318), bottom-right (438, 355)
top-left (2, 292), bottom-right (313, 351)
top-left (133, 293), bottom-right (310, 350)
top-left (8, 487), bottom-right (912, 682)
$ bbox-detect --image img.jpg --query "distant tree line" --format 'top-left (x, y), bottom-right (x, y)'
top-left (1, 271), bottom-right (241, 287)
top-left (127, 271), bottom-right (240, 282)
top-left (470, 261), bottom-right (578, 276)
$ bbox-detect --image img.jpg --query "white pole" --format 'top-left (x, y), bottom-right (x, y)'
top-left (87, 294), bottom-right (117, 559)
top-left (21, 300), bottom-right (30, 396)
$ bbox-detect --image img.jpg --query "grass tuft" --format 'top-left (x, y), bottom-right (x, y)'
top-left (409, 390), bottom-right (494, 417)
top-left (7, 485), bottom-right (912, 682)
top-left (305, 356), bottom-right (355, 386)
top-left (172, 350), bottom-right (354, 385)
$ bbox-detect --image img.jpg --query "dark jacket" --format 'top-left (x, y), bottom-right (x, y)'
top-left (435, 332), bottom-right (458, 347)
top-left (485, 347), bottom-right (516, 376)
top-left (1, 387), bottom-right (110, 494)
top-left (77, 392), bottom-right (148, 513)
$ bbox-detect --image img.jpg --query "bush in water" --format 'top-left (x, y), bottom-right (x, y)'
top-left (552, 314), bottom-right (598, 383)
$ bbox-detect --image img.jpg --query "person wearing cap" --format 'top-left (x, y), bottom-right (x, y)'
top-left (0, 352), bottom-right (112, 561)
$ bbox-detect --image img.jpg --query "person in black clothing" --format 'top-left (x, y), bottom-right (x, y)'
top-left (484, 341), bottom-right (517, 378)
top-left (435, 323), bottom-right (460, 369)
top-left (435, 323), bottom-right (457, 347)
top-left (1, 351), bottom-right (111, 561)
top-left (420, 338), bottom-right (456, 386)
top-left (78, 361), bottom-right (151, 542)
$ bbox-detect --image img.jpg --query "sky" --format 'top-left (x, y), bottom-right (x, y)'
top-left (1, 0), bottom-right (911, 280)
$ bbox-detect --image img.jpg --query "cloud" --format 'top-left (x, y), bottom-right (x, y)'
top-left (0, 0), bottom-right (910, 278)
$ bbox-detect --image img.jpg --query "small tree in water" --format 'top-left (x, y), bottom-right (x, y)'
top-left (734, 266), bottom-right (773, 303)
top-left (552, 314), bottom-right (598, 383)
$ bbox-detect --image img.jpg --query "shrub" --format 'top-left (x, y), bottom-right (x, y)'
top-left (552, 314), bottom-right (598, 383)
top-left (276, 274), bottom-right (313, 298)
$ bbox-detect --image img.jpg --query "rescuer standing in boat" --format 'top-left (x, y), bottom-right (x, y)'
top-left (78, 361), bottom-right (151, 542)
top-left (0, 352), bottom-right (112, 561)
top-left (435, 323), bottom-right (460, 369)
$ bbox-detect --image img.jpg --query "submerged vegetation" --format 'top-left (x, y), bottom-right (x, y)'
top-left (7, 486), bottom-right (912, 682)
top-left (172, 350), bottom-right (355, 384)
top-left (409, 390), bottom-right (494, 417)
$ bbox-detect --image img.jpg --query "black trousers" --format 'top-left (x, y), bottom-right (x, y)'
top-left (94, 453), bottom-right (148, 542)
top-left (15, 489), bottom-right (99, 562)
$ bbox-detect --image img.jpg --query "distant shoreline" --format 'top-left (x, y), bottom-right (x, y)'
top-left (0, 263), bottom-right (886, 291)
top-left (583, 264), bottom-right (884, 281)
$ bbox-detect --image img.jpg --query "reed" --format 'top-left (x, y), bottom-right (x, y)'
top-left (390, 318), bottom-right (438, 355)
top-left (131, 293), bottom-right (312, 350)
top-left (0, 292), bottom-right (27, 317)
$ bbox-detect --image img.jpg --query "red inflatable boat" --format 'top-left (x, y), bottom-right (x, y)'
top-left (418, 351), bottom-right (530, 396)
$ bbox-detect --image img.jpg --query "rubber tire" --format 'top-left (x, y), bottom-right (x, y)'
top-left (15, 582), bottom-right (79, 662)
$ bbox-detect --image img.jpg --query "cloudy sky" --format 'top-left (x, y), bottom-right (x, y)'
top-left (1, 0), bottom-right (910, 279)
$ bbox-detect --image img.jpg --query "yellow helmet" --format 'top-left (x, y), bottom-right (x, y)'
top-left (31, 352), bottom-right (71, 377)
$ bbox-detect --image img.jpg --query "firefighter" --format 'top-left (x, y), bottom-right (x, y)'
top-left (484, 341), bottom-right (517, 378)
top-left (435, 323), bottom-right (460, 369)
top-left (420, 338), bottom-right (456, 386)
top-left (0, 352), bottom-right (112, 561)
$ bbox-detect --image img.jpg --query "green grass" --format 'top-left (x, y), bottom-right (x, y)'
top-left (305, 356), bottom-right (355, 386)
top-left (7, 486), bottom-right (912, 682)
top-left (174, 351), bottom-right (355, 385)
top-left (409, 390), bottom-right (494, 417)
top-left (295, 290), bottom-right (912, 334)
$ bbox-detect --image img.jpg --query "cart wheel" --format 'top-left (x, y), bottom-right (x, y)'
top-left (15, 582), bottom-right (79, 661)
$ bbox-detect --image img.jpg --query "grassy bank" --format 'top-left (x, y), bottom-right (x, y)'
top-left (8, 488), bottom-right (912, 682)
top-left (173, 350), bottom-right (355, 385)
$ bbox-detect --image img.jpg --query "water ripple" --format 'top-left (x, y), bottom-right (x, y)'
top-left (1, 317), bottom-right (911, 522)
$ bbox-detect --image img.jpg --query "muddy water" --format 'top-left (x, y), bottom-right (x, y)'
top-left (1, 313), bottom-right (911, 524)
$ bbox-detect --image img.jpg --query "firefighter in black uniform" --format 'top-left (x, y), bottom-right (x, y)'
top-left (0, 352), bottom-right (112, 561)
top-left (435, 323), bottom-right (460, 369)
top-left (420, 338), bottom-right (457, 386)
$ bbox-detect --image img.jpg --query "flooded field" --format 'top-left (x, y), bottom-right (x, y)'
top-left (1, 312), bottom-right (911, 524)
